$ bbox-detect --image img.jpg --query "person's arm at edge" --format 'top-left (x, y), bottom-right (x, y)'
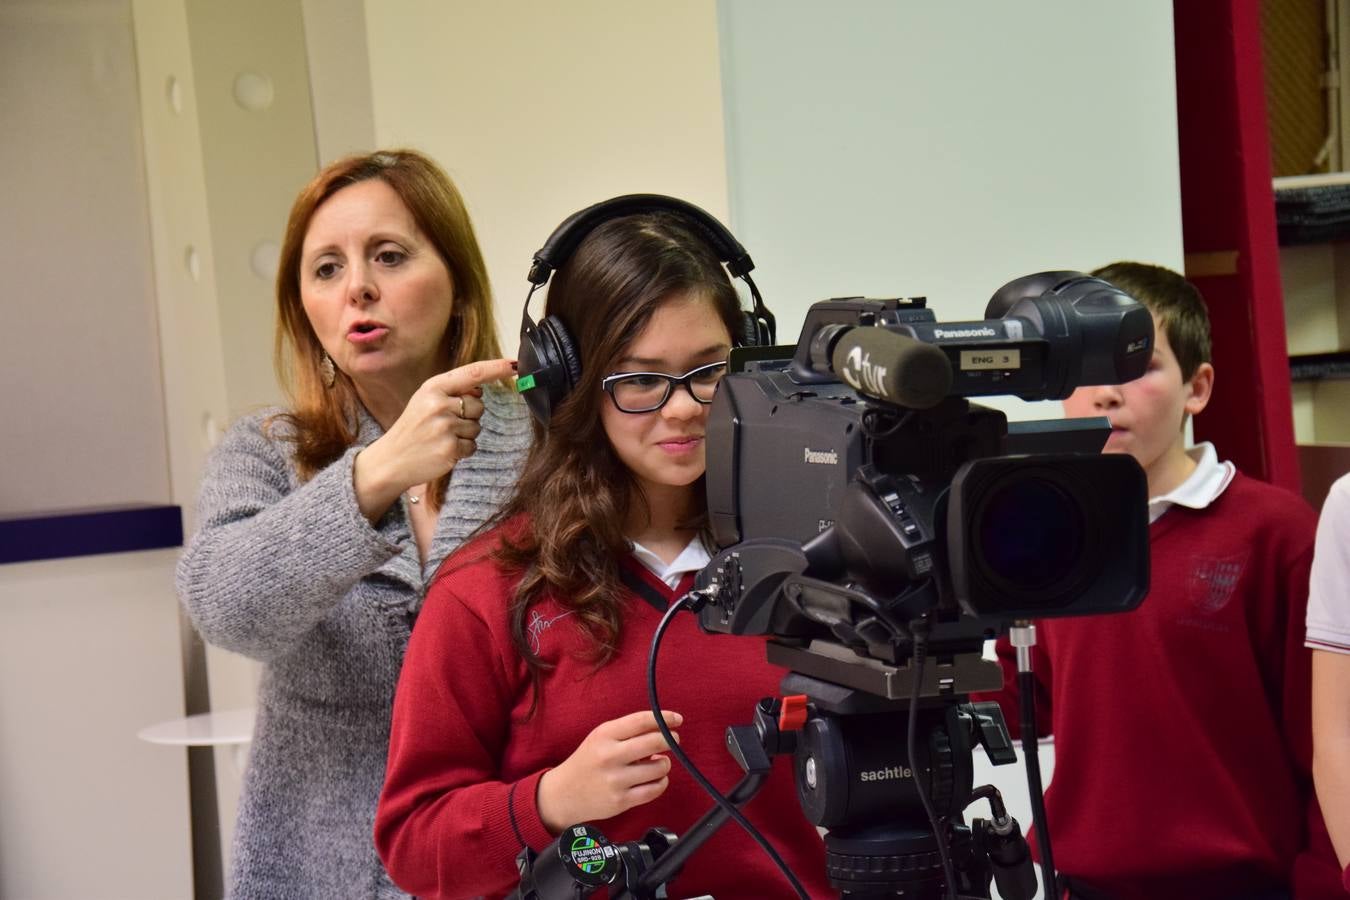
top-left (1304, 478), bottom-right (1350, 888)
top-left (176, 413), bottom-right (402, 661)
top-left (1312, 648), bottom-right (1350, 874)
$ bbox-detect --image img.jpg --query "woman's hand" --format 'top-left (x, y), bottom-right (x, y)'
top-left (537, 710), bottom-right (683, 833)
top-left (353, 358), bottom-right (516, 521)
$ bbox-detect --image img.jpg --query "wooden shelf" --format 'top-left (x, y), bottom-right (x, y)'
top-left (1289, 350), bottom-right (1350, 381)
top-left (1274, 178), bottom-right (1350, 245)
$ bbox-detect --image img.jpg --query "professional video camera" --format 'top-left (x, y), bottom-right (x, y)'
top-left (512, 272), bottom-right (1153, 900)
top-left (703, 269), bottom-right (1153, 645)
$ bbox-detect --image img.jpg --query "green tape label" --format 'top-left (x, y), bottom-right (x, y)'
top-left (516, 373), bottom-right (536, 392)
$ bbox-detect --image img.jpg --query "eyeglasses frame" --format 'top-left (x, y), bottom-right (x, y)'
top-left (599, 360), bottom-right (729, 414)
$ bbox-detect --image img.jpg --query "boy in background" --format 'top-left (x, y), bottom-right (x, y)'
top-left (985, 262), bottom-right (1340, 898)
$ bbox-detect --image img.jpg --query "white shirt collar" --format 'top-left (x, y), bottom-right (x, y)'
top-left (1148, 442), bottom-right (1236, 523)
top-left (629, 535), bottom-right (712, 590)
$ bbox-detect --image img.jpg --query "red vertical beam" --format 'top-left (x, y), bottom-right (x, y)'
top-left (1174, 0), bottom-right (1301, 491)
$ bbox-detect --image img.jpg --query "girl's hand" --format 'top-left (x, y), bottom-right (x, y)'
top-left (353, 358), bottom-right (516, 520)
top-left (536, 710), bottom-right (683, 833)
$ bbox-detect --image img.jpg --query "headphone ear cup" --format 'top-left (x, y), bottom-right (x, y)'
top-left (739, 312), bottom-right (759, 348)
top-left (739, 312), bottom-right (774, 347)
top-left (516, 324), bottom-right (557, 425)
top-left (516, 316), bottom-right (583, 425)
top-left (542, 316), bottom-right (583, 393)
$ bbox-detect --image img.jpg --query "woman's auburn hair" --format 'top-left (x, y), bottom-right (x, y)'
top-left (270, 149), bottom-right (502, 509)
top-left (490, 211), bottom-right (745, 683)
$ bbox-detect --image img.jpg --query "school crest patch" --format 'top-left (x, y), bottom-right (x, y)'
top-left (1187, 556), bottom-right (1244, 613)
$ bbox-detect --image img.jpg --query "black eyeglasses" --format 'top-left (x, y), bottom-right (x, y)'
top-left (600, 361), bottom-right (728, 413)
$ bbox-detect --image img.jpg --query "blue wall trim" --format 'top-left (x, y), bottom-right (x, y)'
top-left (0, 505), bottom-right (183, 565)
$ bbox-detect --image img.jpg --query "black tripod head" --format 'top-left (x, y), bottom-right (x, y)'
top-left (777, 668), bottom-right (1034, 899)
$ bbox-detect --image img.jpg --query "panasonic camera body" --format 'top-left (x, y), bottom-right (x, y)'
top-left (698, 272), bottom-right (1153, 656)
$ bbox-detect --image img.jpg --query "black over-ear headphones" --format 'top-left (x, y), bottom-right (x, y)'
top-left (516, 193), bottom-right (776, 424)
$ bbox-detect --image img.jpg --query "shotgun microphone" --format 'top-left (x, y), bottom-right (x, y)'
top-left (810, 324), bottom-right (953, 409)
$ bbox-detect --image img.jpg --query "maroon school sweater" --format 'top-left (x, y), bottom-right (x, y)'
top-left (983, 472), bottom-right (1341, 898)
top-left (375, 525), bottom-right (831, 899)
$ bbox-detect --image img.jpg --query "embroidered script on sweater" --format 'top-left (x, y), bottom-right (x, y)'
top-left (527, 609), bottom-right (575, 654)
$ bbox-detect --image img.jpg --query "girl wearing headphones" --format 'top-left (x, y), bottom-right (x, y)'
top-left (375, 208), bottom-right (829, 898)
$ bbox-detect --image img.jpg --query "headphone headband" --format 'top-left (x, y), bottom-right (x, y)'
top-left (526, 193), bottom-right (756, 287)
top-left (516, 193), bottom-right (776, 425)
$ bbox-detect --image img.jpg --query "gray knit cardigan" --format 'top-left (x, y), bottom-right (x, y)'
top-left (177, 386), bottom-right (531, 899)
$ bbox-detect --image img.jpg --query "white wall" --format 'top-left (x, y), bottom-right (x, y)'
top-left (362, 1), bottom-right (1183, 418)
top-left (0, 550), bottom-right (193, 899)
top-left (185, 0), bottom-right (317, 421)
top-left (0, 4), bottom-right (193, 897)
top-left (2, 2), bottom-right (324, 894)
top-left (0, 0), bottom-right (170, 515)
top-left (134, 0), bottom-right (326, 886)
top-left (300, 0), bottom-right (376, 165)
top-left (1281, 241), bottom-right (1350, 443)
top-left (719, 0), bottom-right (1184, 421)
top-left (363, 0), bottom-right (732, 356)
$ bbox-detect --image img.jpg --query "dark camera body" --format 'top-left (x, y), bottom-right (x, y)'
top-left (700, 276), bottom-right (1152, 656)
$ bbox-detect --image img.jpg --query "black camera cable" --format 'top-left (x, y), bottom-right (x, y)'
top-left (647, 591), bottom-right (810, 899)
top-left (905, 619), bottom-right (959, 900)
top-left (861, 407), bottom-right (915, 441)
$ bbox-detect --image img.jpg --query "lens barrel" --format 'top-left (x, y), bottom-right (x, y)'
top-left (947, 453), bottom-right (1149, 619)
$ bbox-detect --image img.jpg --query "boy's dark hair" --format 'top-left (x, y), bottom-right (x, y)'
top-left (1090, 261), bottom-right (1212, 380)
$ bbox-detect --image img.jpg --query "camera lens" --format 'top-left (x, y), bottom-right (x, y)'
top-left (949, 454), bottom-right (1147, 619)
top-left (975, 476), bottom-right (1085, 594)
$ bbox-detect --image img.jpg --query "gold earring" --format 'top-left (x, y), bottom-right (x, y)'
top-left (320, 353), bottom-right (336, 388)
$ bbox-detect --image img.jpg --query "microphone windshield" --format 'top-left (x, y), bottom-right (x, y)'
top-left (830, 327), bottom-right (952, 409)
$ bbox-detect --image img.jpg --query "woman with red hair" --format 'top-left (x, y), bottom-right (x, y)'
top-left (178, 149), bottom-right (529, 899)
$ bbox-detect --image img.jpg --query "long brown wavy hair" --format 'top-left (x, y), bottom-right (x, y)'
top-left (494, 211), bottom-right (745, 679)
top-left (271, 149), bottom-right (502, 509)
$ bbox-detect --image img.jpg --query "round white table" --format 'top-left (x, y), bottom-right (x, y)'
top-left (138, 708), bottom-right (255, 771)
